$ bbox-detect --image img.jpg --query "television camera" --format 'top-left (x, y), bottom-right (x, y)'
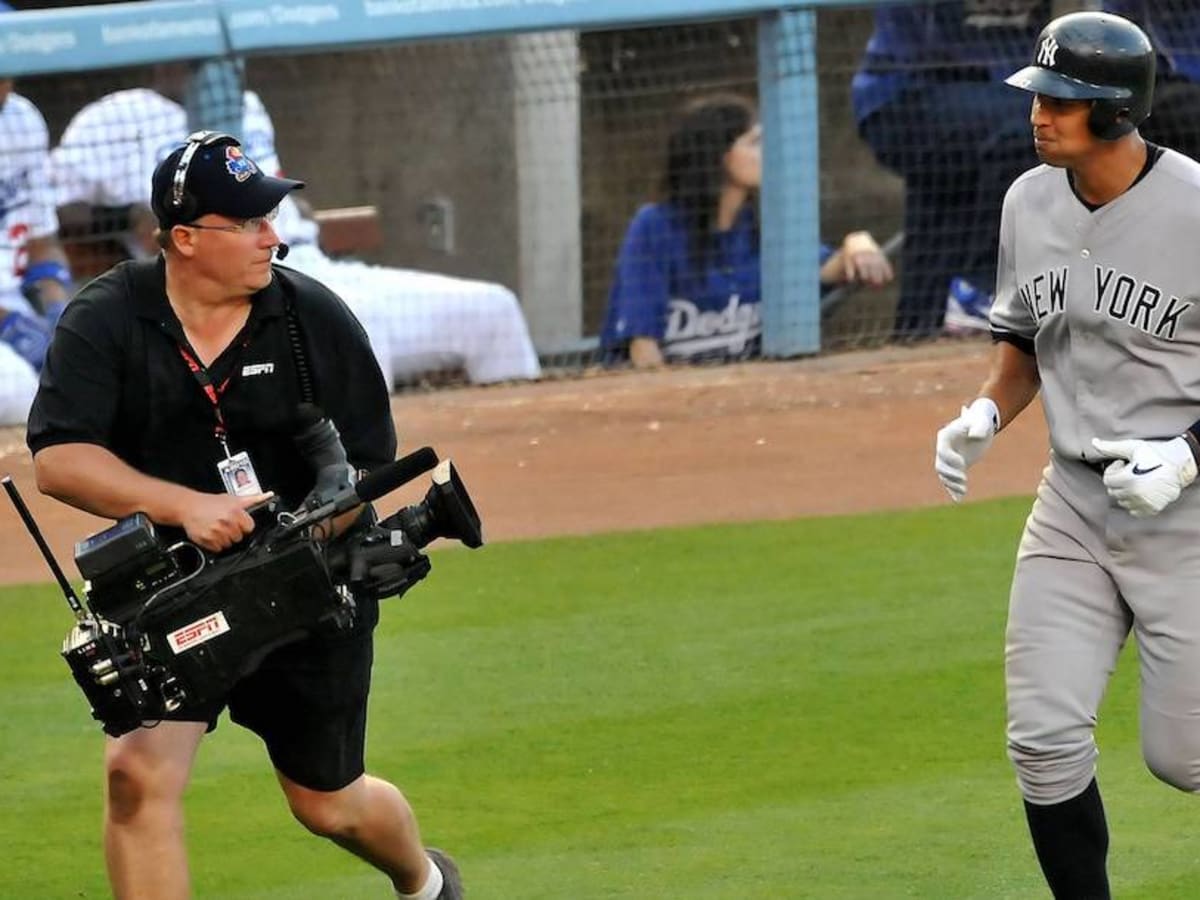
top-left (3, 408), bottom-right (482, 738)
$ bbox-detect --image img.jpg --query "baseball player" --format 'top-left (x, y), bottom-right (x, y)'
top-left (51, 83), bottom-right (187, 240)
top-left (0, 74), bottom-right (72, 425)
top-left (935, 12), bottom-right (1200, 897)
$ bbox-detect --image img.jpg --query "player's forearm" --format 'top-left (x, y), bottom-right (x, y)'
top-left (977, 341), bottom-right (1041, 431)
top-left (34, 443), bottom-right (199, 526)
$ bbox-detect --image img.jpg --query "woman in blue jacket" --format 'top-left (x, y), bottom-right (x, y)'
top-left (600, 94), bottom-right (892, 368)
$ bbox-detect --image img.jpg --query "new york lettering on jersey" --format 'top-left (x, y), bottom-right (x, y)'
top-left (1017, 266), bottom-right (1067, 322)
top-left (1093, 267), bottom-right (1192, 339)
top-left (1016, 264), bottom-right (1194, 339)
top-left (991, 148), bottom-right (1200, 457)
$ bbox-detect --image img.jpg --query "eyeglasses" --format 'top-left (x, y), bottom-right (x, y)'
top-left (182, 206), bottom-right (280, 235)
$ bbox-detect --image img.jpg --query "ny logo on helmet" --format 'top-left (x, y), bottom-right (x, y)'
top-left (1037, 36), bottom-right (1059, 68)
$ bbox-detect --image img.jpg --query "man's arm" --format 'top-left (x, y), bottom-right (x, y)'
top-left (35, 443), bottom-right (270, 552)
top-left (978, 338), bottom-right (1041, 431)
top-left (934, 339), bottom-right (1040, 502)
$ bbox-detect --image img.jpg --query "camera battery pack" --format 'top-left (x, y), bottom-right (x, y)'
top-left (75, 513), bottom-right (160, 580)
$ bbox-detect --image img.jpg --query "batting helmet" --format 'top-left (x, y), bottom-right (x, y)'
top-left (1005, 11), bottom-right (1155, 141)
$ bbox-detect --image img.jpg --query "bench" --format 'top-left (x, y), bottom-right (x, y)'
top-left (311, 205), bottom-right (383, 258)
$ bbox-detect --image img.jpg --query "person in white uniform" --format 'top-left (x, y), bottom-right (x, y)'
top-left (0, 75), bottom-right (72, 425)
top-left (935, 12), bottom-right (1200, 898)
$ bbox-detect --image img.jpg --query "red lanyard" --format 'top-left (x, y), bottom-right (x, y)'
top-left (177, 343), bottom-right (238, 455)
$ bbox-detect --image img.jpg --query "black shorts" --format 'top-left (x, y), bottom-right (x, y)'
top-left (162, 596), bottom-right (380, 792)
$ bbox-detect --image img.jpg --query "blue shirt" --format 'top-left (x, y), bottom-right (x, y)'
top-left (600, 202), bottom-right (831, 362)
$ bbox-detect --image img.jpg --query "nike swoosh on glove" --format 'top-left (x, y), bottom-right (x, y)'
top-left (935, 397), bottom-right (1000, 503)
top-left (1091, 436), bottom-right (1198, 517)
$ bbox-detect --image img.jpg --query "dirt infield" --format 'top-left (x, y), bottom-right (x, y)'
top-left (0, 339), bottom-right (1050, 587)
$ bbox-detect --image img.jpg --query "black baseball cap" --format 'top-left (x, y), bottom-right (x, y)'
top-left (151, 133), bottom-right (303, 228)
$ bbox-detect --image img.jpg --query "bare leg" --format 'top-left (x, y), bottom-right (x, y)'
top-left (279, 771), bottom-right (431, 893)
top-left (104, 721), bottom-right (207, 900)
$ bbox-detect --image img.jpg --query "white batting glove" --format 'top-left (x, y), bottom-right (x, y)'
top-left (1090, 436), bottom-right (1198, 518)
top-left (935, 398), bottom-right (1000, 503)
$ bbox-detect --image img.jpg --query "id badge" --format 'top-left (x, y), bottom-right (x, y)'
top-left (217, 451), bottom-right (263, 497)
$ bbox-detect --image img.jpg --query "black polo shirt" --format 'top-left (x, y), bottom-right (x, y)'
top-left (27, 257), bottom-right (397, 514)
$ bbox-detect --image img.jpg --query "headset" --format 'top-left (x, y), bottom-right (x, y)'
top-left (170, 130), bottom-right (239, 223)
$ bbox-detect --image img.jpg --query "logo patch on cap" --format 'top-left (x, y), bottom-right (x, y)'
top-left (1037, 36), bottom-right (1060, 68)
top-left (225, 146), bottom-right (259, 183)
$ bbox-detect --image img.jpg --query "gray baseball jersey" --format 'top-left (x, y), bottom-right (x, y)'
top-left (991, 147), bottom-right (1200, 459)
top-left (993, 146), bottom-right (1200, 806)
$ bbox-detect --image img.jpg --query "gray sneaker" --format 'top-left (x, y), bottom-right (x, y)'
top-left (427, 847), bottom-right (463, 900)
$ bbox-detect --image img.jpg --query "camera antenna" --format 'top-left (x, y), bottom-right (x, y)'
top-left (2, 475), bottom-right (87, 621)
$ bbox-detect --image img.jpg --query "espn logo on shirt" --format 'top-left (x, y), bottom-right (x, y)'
top-left (167, 611), bottom-right (231, 654)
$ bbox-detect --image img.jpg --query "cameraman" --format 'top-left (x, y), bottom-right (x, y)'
top-left (26, 134), bottom-right (462, 900)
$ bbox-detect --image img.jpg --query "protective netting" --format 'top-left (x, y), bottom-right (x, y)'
top-left (3, 1), bottom-right (1199, 425)
top-left (824, 1), bottom-right (1200, 346)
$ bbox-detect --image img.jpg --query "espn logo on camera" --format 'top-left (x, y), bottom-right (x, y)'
top-left (167, 611), bottom-right (231, 654)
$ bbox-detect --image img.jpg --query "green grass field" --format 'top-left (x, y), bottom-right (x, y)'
top-left (3, 497), bottom-right (1198, 898)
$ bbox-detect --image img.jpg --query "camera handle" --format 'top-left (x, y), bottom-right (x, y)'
top-left (276, 446), bottom-right (439, 538)
top-left (3, 475), bottom-right (88, 620)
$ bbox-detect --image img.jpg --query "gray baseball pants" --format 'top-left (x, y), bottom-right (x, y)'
top-left (1006, 454), bottom-right (1200, 804)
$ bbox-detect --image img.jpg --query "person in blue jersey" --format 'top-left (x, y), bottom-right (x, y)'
top-left (852, 2), bottom-right (1042, 339)
top-left (600, 93), bottom-right (892, 368)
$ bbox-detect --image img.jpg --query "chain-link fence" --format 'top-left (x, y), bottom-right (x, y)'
top-left (5, 0), bottom-right (1198, 421)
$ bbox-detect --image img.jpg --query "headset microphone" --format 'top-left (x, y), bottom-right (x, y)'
top-left (275, 243), bottom-right (290, 260)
